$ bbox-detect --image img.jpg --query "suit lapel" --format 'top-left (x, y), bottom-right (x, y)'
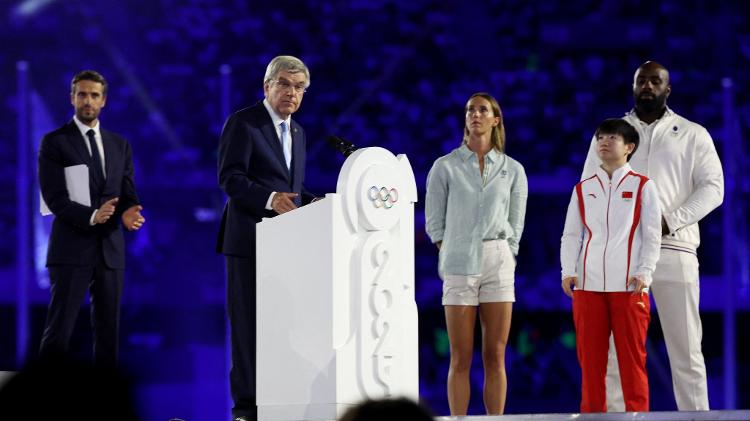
top-left (102, 130), bottom-right (117, 193)
top-left (66, 121), bottom-right (92, 166)
top-left (290, 121), bottom-right (303, 187)
top-left (66, 121), bottom-right (105, 192)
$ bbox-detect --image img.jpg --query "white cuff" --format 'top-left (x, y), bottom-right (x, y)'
top-left (89, 210), bottom-right (98, 226)
top-left (265, 192), bottom-right (276, 210)
top-left (633, 272), bottom-right (652, 287)
top-left (662, 212), bottom-right (679, 235)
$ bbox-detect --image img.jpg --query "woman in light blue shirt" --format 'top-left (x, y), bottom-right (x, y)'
top-left (425, 92), bottom-right (528, 416)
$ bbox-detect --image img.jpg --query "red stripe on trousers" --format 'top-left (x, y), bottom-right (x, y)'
top-left (573, 290), bottom-right (650, 412)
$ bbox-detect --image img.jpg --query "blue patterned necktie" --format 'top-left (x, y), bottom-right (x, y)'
top-left (280, 121), bottom-right (292, 169)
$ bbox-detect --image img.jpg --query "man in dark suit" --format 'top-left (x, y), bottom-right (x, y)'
top-left (38, 70), bottom-right (145, 367)
top-left (217, 55), bottom-right (316, 421)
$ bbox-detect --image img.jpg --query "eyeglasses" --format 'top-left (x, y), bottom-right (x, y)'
top-left (272, 79), bottom-right (307, 94)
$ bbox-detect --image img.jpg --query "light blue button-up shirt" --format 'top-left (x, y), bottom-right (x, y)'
top-left (425, 144), bottom-right (528, 276)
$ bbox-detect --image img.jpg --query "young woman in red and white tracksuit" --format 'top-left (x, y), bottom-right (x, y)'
top-left (560, 118), bottom-right (662, 413)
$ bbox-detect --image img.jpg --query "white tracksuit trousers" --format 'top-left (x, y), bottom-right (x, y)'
top-left (606, 248), bottom-right (709, 411)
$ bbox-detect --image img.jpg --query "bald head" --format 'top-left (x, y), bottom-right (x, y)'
top-left (633, 61), bottom-right (671, 119)
top-left (634, 61), bottom-right (670, 85)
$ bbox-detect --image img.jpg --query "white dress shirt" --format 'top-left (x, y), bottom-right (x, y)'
top-left (73, 116), bottom-right (106, 225)
top-left (73, 116), bottom-right (106, 175)
top-left (262, 99), bottom-right (292, 210)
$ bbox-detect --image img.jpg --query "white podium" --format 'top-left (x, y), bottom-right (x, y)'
top-left (256, 147), bottom-right (419, 421)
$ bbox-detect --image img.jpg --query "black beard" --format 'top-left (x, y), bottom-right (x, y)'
top-left (634, 93), bottom-right (667, 114)
top-left (76, 110), bottom-right (97, 124)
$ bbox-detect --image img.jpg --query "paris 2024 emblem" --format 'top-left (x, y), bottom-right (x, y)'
top-left (368, 186), bottom-right (399, 209)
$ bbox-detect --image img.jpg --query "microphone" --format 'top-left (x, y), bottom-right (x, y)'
top-left (326, 135), bottom-right (358, 157)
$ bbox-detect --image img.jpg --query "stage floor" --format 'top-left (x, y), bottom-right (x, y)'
top-left (434, 410), bottom-right (750, 421)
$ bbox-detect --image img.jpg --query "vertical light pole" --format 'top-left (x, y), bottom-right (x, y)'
top-left (16, 60), bottom-right (31, 366)
top-left (721, 76), bottom-right (737, 410)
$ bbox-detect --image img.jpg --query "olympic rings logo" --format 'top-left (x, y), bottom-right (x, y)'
top-left (368, 186), bottom-right (399, 209)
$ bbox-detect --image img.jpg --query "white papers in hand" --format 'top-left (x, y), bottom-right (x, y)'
top-left (40, 164), bottom-right (90, 215)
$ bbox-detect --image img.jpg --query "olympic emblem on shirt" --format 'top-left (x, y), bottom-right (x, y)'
top-left (368, 186), bottom-right (399, 209)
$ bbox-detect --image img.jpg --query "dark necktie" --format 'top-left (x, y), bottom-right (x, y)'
top-left (86, 129), bottom-right (105, 180)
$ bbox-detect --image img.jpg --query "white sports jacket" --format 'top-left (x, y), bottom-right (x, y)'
top-left (561, 164), bottom-right (662, 291)
top-left (582, 108), bottom-right (724, 253)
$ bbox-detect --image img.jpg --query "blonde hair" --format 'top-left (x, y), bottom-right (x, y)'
top-left (463, 92), bottom-right (505, 152)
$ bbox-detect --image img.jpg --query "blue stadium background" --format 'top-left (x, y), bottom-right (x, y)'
top-left (1, 1), bottom-right (748, 419)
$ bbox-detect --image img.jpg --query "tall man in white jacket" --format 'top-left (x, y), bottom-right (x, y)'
top-left (581, 61), bottom-right (724, 411)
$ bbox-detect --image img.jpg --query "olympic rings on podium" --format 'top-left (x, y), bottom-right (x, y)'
top-left (368, 186), bottom-right (399, 209)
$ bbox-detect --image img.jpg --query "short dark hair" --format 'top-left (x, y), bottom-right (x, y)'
top-left (595, 118), bottom-right (640, 161)
top-left (71, 70), bottom-right (108, 96)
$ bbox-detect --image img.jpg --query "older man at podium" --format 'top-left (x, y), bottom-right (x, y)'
top-left (216, 55), bottom-right (316, 421)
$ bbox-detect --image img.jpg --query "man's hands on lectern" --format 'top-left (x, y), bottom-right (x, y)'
top-left (272, 192), bottom-right (298, 214)
top-left (122, 205), bottom-right (146, 231)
